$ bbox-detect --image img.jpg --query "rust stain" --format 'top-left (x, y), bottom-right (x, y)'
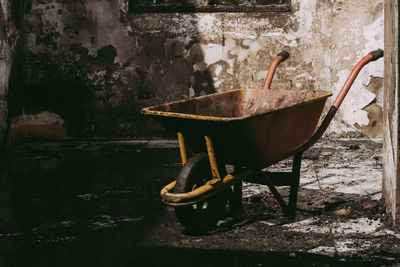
top-left (355, 103), bottom-right (383, 137)
top-left (365, 76), bottom-right (383, 94)
top-left (143, 88), bottom-right (332, 120)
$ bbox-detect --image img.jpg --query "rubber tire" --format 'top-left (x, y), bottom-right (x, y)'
top-left (174, 153), bottom-right (227, 232)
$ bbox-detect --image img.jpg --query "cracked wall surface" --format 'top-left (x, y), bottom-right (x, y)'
top-left (6, 0), bottom-right (384, 140)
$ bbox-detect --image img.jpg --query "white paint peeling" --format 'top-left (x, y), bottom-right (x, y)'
top-left (326, 1), bottom-right (383, 133)
top-left (332, 69), bottom-right (376, 127)
top-left (223, 32), bottom-right (257, 40)
top-left (259, 31), bottom-right (286, 38)
top-left (384, 229), bottom-right (400, 239)
top-left (333, 218), bottom-right (383, 234)
top-left (215, 65), bottom-right (223, 77)
top-left (335, 239), bottom-right (372, 254)
top-left (197, 14), bottom-right (216, 31)
top-left (295, 73), bottom-right (313, 80)
top-left (285, 216), bottom-right (394, 256)
top-left (214, 79), bottom-right (224, 88)
top-left (226, 60), bottom-right (234, 75)
top-left (202, 44), bottom-right (222, 65)
top-left (283, 217), bottom-right (331, 234)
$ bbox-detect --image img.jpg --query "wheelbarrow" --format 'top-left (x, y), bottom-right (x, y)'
top-left (141, 49), bottom-right (384, 232)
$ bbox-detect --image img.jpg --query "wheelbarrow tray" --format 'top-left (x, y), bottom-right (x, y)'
top-left (142, 88), bottom-right (332, 167)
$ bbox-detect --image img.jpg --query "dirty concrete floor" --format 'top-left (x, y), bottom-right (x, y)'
top-left (0, 136), bottom-right (397, 266)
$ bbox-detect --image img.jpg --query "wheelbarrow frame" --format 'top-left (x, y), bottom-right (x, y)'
top-left (144, 49), bottom-right (384, 218)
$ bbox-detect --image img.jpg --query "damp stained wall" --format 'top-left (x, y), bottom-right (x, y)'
top-left (7, 0), bottom-right (384, 139)
top-left (0, 0), bottom-right (20, 146)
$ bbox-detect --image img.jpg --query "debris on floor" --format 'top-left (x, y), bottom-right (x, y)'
top-left (0, 136), bottom-right (397, 266)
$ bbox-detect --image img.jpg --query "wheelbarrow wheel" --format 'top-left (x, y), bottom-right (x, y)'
top-left (174, 153), bottom-right (228, 232)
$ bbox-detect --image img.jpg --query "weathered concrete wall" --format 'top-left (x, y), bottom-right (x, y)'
top-left (0, 1), bottom-right (21, 146)
top-left (383, 0), bottom-right (400, 226)
top-left (8, 0), bottom-right (384, 139)
top-left (328, 1), bottom-right (384, 136)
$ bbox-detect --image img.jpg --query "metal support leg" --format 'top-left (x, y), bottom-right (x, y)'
top-left (288, 152), bottom-right (303, 216)
top-left (231, 181), bottom-right (243, 210)
top-left (205, 136), bottom-right (221, 180)
top-left (260, 151), bottom-right (303, 216)
top-left (177, 132), bottom-right (187, 165)
top-left (264, 175), bottom-right (290, 215)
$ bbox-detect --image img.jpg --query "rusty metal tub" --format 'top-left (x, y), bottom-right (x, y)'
top-left (141, 88), bottom-right (332, 167)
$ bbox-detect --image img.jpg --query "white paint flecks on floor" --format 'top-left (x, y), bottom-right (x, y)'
top-left (242, 137), bottom-right (391, 257)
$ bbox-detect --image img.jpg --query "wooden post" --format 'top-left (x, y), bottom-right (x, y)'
top-left (383, 0), bottom-right (400, 225)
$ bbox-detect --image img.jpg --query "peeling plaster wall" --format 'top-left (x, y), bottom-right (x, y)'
top-left (9, 0), bottom-right (384, 138)
top-left (328, 1), bottom-right (384, 136)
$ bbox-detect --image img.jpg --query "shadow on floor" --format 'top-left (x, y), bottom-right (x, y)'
top-left (0, 140), bottom-right (393, 266)
top-left (2, 245), bottom-right (388, 267)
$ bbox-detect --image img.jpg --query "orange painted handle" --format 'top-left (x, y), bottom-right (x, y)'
top-left (299, 49), bottom-right (383, 152)
top-left (333, 49), bottom-right (383, 109)
top-left (262, 51), bottom-right (289, 89)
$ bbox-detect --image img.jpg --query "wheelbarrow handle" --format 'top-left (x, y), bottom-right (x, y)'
top-left (369, 49), bottom-right (384, 61)
top-left (332, 49), bottom-right (383, 109)
top-left (277, 50), bottom-right (290, 62)
top-left (299, 49), bottom-right (384, 152)
top-left (262, 50), bottom-right (290, 89)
